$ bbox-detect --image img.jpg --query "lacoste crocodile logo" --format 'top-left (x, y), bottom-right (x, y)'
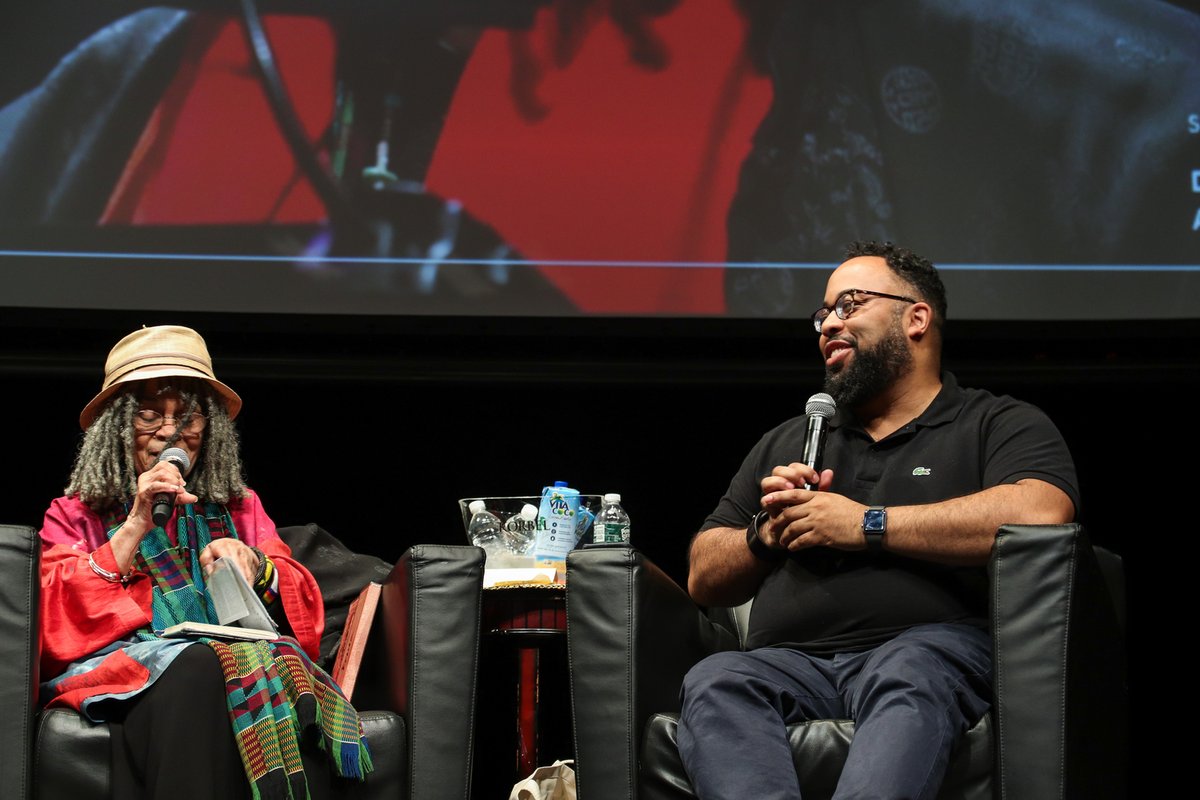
top-left (912, 467), bottom-right (932, 476)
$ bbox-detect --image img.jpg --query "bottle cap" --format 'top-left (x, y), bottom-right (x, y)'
top-left (554, 480), bottom-right (568, 488)
top-left (604, 493), bottom-right (622, 503)
top-left (469, 499), bottom-right (487, 514)
top-left (520, 503), bottom-right (538, 519)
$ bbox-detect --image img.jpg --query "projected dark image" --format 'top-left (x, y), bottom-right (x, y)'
top-left (722, 0), bottom-right (1200, 320)
top-left (0, 0), bottom-right (1197, 320)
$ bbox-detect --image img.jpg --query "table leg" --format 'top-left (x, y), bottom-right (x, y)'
top-left (516, 644), bottom-right (540, 777)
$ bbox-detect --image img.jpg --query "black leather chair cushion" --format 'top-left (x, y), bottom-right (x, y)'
top-left (638, 712), bottom-right (992, 800)
top-left (33, 708), bottom-right (110, 798)
top-left (31, 704), bottom-right (406, 800)
top-left (336, 711), bottom-right (408, 800)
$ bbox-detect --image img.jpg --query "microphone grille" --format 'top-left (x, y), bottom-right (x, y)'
top-left (805, 392), bottom-right (836, 419)
top-left (158, 446), bottom-right (191, 472)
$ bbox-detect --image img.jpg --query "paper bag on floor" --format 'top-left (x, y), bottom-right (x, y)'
top-left (508, 759), bottom-right (576, 800)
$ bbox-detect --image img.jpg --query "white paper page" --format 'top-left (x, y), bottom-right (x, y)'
top-left (209, 556), bottom-right (278, 633)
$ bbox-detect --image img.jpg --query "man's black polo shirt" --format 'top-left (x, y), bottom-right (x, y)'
top-left (700, 372), bottom-right (1080, 655)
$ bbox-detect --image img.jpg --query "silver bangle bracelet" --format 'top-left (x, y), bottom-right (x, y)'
top-left (88, 552), bottom-right (130, 585)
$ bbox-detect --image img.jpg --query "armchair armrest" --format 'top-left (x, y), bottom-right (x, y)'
top-left (0, 524), bottom-right (39, 800)
top-left (990, 523), bottom-right (1127, 800)
top-left (566, 545), bottom-right (740, 800)
top-left (379, 543), bottom-right (484, 800)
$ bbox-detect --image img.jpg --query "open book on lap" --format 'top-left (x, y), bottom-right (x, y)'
top-left (160, 620), bottom-right (279, 641)
top-left (160, 555), bottom-right (280, 641)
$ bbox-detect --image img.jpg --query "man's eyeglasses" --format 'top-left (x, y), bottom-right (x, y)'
top-left (810, 289), bottom-right (919, 333)
top-left (133, 409), bottom-right (207, 435)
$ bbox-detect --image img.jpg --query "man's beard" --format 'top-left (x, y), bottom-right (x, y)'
top-left (823, 318), bottom-right (913, 410)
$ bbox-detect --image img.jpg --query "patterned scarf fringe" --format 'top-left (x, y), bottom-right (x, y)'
top-left (208, 637), bottom-right (373, 800)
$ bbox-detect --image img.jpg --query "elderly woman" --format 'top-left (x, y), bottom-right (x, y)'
top-left (38, 324), bottom-right (371, 800)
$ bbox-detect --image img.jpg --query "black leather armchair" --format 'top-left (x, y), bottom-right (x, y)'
top-left (0, 522), bottom-right (485, 800)
top-left (566, 524), bottom-right (1127, 800)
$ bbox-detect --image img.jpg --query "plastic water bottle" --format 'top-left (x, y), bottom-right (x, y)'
top-left (594, 493), bottom-right (631, 544)
top-left (502, 502), bottom-right (538, 557)
top-left (467, 500), bottom-right (505, 559)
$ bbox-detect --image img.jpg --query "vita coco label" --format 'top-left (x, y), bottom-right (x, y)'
top-left (534, 487), bottom-right (580, 573)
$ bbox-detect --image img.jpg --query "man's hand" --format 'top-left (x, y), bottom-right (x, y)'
top-left (766, 489), bottom-right (867, 552)
top-left (758, 463), bottom-right (864, 552)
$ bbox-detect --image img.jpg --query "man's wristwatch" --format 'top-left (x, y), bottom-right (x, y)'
top-left (862, 506), bottom-right (887, 554)
top-left (747, 511), bottom-right (785, 562)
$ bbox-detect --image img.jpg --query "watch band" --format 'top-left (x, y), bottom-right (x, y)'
top-left (746, 511), bottom-right (785, 562)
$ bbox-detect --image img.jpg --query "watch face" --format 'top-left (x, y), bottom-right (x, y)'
top-left (864, 508), bottom-right (887, 532)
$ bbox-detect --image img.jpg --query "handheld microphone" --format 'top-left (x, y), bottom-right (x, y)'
top-left (151, 447), bottom-right (191, 528)
top-left (801, 393), bottom-right (836, 490)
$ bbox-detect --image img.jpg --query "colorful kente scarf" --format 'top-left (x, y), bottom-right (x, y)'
top-left (110, 502), bottom-right (373, 799)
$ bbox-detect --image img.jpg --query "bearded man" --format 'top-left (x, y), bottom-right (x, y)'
top-left (679, 241), bottom-right (1078, 800)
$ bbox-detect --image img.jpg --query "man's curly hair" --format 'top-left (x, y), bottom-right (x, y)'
top-left (845, 240), bottom-right (947, 331)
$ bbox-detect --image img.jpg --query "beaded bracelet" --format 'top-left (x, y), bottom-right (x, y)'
top-left (251, 548), bottom-right (278, 605)
top-left (257, 556), bottom-right (275, 589)
top-left (250, 546), bottom-right (268, 584)
top-left (88, 552), bottom-right (130, 585)
top-left (259, 559), bottom-right (279, 605)
top-left (259, 575), bottom-right (279, 607)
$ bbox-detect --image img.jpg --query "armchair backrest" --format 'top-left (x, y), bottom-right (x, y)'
top-left (0, 524), bottom-right (39, 800)
top-left (382, 544), bottom-right (485, 800)
top-left (990, 523), bottom-right (1127, 800)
